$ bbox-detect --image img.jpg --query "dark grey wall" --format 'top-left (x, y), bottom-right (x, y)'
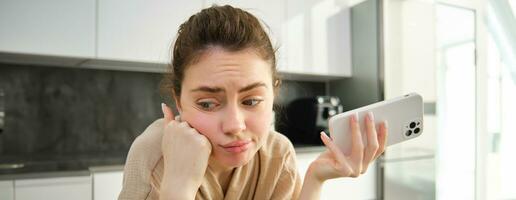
top-left (0, 64), bottom-right (166, 156)
top-left (330, 0), bottom-right (382, 111)
top-left (0, 64), bottom-right (325, 157)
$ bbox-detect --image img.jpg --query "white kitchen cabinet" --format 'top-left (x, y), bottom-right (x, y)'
top-left (92, 170), bottom-right (124, 200)
top-left (204, 0), bottom-right (351, 77)
top-left (0, 0), bottom-right (353, 79)
top-left (296, 151), bottom-right (377, 199)
top-left (0, 0), bottom-right (96, 58)
top-left (0, 180), bottom-right (14, 200)
top-left (203, 0), bottom-right (289, 71)
top-left (14, 176), bottom-right (92, 200)
top-left (97, 0), bottom-right (203, 63)
top-left (286, 0), bottom-right (352, 77)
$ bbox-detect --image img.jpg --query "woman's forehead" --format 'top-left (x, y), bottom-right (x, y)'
top-left (183, 48), bottom-right (273, 86)
top-left (193, 47), bottom-right (269, 68)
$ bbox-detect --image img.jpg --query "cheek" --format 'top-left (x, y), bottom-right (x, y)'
top-left (180, 100), bottom-right (274, 144)
top-left (181, 112), bottom-right (220, 142)
top-left (185, 110), bottom-right (273, 139)
top-left (246, 108), bottom-right (274, 138)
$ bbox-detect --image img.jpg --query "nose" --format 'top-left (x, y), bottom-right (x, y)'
top-left (222, 104), bottom-right (246, 135)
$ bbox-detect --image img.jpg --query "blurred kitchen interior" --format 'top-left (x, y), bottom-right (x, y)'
top-left (0, 0), bottom-right (515, 200)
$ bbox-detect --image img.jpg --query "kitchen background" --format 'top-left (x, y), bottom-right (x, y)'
top-left (0, 64), bottom-right (328, 156)
top-left (0, 0), bottom-right (515, 200)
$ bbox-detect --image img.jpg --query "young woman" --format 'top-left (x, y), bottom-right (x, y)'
top-left (118, 5), bottom-right (387, 200)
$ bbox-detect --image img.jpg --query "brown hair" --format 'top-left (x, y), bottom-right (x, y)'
top-left (161, 5), bottom-right (281, 101)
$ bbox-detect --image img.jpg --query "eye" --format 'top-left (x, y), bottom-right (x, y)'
top-left (197, 100), bottom-right (218, 111)
top-left (242, 98), bottom-right (263, 107)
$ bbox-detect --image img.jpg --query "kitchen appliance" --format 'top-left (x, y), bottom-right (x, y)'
top-left (276, 96), bottom-right (343, 145)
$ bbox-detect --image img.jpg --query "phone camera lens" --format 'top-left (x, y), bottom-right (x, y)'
top-left (405, 130), bottom-right (412, 136)
top-left (410, 122), bottom-right (416, 128)
top-left (414, 128), bottom-right (420, 134)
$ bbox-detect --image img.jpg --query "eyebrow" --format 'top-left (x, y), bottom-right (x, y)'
top-left (190, 82), bottom-right (267, 93)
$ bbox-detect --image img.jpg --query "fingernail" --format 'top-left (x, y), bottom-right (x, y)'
top-left (320, 131), bottom-right (328, 137)
top-left (320, 131), bottom-right (330, 140)
top-left (384, 120), bottom-right (389, 129)
top-left (368, 112), bottom-right (374, 122)
top-left (161, 103), bottom-right (166, 116)
top-left (353, 113), bottom-right (359, 122)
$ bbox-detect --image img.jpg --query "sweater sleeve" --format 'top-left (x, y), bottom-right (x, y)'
top-left (118, 119), bottom-right (164, 200)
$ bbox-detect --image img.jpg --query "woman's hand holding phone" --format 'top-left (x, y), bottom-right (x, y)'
top-left (315, 112), bottom-right (387, 179)
top-left (300, 113), bottom-right (388, 200)
top-left (160, 103), bottom-right (212, 199)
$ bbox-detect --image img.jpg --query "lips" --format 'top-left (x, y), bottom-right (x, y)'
top-left (220, 140), bottom-right (251, 153)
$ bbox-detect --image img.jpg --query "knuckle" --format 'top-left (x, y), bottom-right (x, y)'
top-left (368, 142), bottom-right (379, 151)
top-left (198, 138), bottom-right (211, 149)
top-left (179, 121), bottom-right (189, 127)
top-left (165, 122), bottom-right (176, 131)
top-left (166, 120), bottom-right (179, 127)
top-left (198, 136), bottom-right (209, 144)
top-left (188, 128), bottom-right (199, 134)
top-left (164, 120), bottom-right (173, 127)
top-left (198, 139), bottom-right (208, 147)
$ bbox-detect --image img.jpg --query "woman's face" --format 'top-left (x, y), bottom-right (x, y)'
top-left (176, 47), bottom-right (275, 170)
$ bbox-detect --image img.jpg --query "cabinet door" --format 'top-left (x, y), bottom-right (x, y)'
top-left (97, 0), bottom-right (203, 63)
top-left (93, 171), bottom-right (123, 200)
top-left (296, 151), bottom-right (376, 199)
top-left (0, 180), bottom-right (14, 200)
top-left (286, 0), bottom-right (352, 76)
top-left (203, 1), bottom-right (288, 71)
top-left (15, 176), bottom-right (92, 200)
top-left (0, 0), bottom-right (95, 58)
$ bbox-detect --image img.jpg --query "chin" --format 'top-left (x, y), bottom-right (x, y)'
top-left (225, 152), bottom-right (253, 168)
top-left (219, 148), bottom-right (258, 168)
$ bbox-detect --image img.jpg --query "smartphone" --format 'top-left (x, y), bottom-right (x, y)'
top-left (328, 93), bottom-right (424, 155)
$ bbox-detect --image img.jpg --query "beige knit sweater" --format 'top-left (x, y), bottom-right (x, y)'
top-left (118, 119), bottom-right (302, 200)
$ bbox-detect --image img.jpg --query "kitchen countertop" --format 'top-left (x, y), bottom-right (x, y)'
top-left (0, 152), bottom-right (127, 180)
top-left (0, 146), bottom-right (325, 180)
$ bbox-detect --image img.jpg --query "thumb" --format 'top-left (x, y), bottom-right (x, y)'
top-left (161, 103), bottom-right (175, 123)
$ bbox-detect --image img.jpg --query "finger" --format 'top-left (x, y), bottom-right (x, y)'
top-left (319, 134), bottom-right (355, 178)
top-left (161, 103), bottom-right (175, 123)
top-left (320, 131), bottom-right (348, 164)
top-left (373, 121), bottom-right (388, 160)
top-left (350, 113), bottom-right (364, 158)
top-left (362, 112), bottom-right (379, 174)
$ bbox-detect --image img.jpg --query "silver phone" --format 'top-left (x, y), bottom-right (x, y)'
top-left (328, 93), bottom-right (424, 155)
